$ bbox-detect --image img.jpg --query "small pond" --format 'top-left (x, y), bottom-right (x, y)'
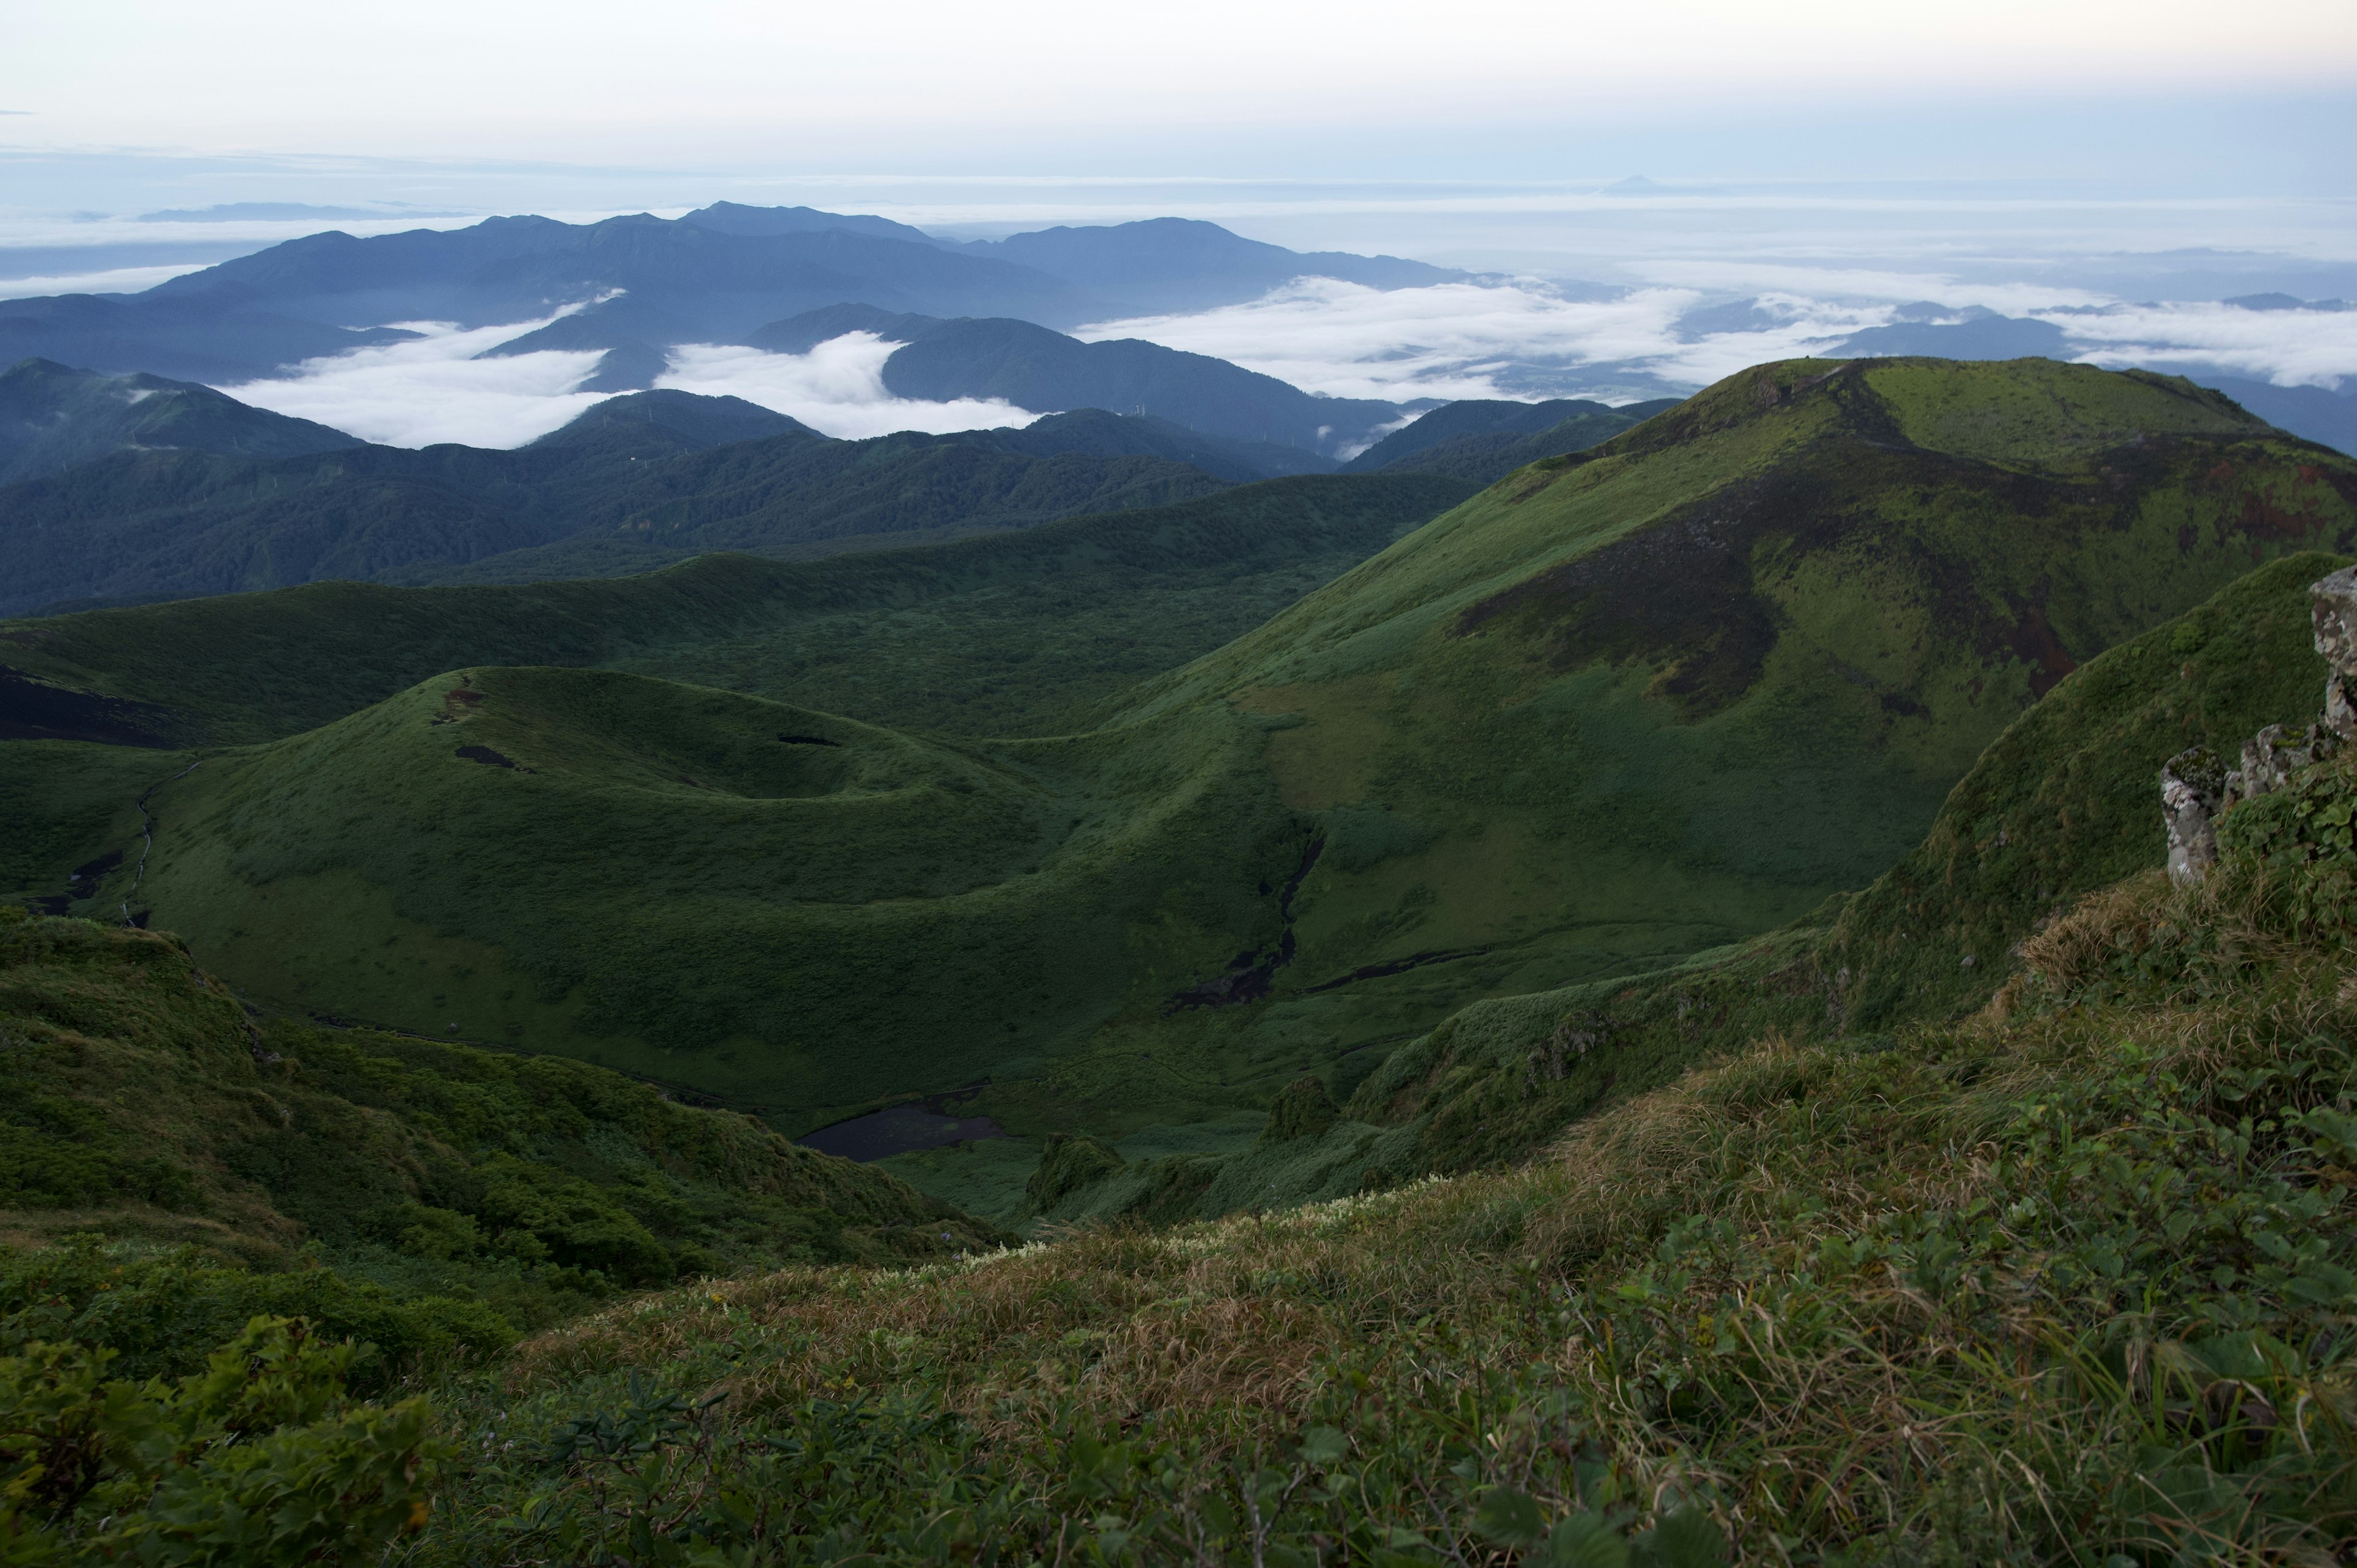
top-left (796, 1105), bottom-right (1008, 1162)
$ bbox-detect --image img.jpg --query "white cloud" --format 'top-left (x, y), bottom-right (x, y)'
top-left (656, 335), bottom-right (1042, 439)
top-left (0, 263), bottom-right (211, 298)
top-left (2045, 301), bottom-right (2357, 389)
top-left (1077, 277), bottom-right (1889, 401)
top-left (1631, 261), bottom-right (2108, 314)
top-left (215, 318), bottom-right (609, 447)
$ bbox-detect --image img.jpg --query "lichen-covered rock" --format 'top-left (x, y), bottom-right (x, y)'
top-left (2313, 565), bottom-right (2357, 738)
top-left (2164, 568), bottom-right (2357, 884)
top-left (2163, 746), bottom-right (2226, 886)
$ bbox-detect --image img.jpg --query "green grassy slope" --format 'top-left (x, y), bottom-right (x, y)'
top-left (1031, 548), bottom-right (2347, 1226)
top-left (0, 908), bottom-right (999, 1315)
top-left (943, 361), bottom-right (2356, 1163)
top-left (0, 473), bottom-right (1471, 746)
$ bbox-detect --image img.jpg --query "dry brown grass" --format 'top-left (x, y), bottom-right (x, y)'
top-left (505, 1183), bottom-right (1526, 1437)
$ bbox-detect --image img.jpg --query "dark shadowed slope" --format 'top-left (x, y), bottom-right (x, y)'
top-left (0, 472), bottom-right (1474, 745)
top-left (0, 395), bottom-right (1231, 615)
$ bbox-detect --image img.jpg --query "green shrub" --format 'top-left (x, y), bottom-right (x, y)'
top-left (0, 1237), bottom-right (513, 1388)
top-left (0, 1315), bottom-right (444, 1565)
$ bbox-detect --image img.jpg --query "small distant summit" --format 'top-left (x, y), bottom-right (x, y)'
top-left (2224, 292), bottom-right (2351, 312)
top-left (136, 202), bottom-right (462, 223)
top-left (1598, 175), bottom-right (1664, 196)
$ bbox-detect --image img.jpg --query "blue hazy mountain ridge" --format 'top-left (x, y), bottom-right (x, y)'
top-left (746, 305), bottom-right (1400, 458)
top-left (0, 357), bottom-right (363, 484)
top-left (1834, 309), bottom-right (2069, 360)
top-left (953, 216), bottom-right (1465, 315)
top-left (0, 292), bottom-right (423, 387)
top-left (1342, 396), bottom-right (1689, 485)
top-left (0, 387), bottom-right (1269, 615)
top-left (2194, 377), bottom-right (2357, 458)
top-left (1342, 397), bottom-right (1633, 469)
top-left (0, 206), bottom-right (1468, 388)
top-left (138, 214), bottom-right (1092, 346)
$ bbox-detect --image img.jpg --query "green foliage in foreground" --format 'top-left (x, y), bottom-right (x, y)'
top-left (0, 1315), bottom-right (438, 1565)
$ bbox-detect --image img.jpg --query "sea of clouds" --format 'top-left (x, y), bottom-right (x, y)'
top-left (209, 277), bottom-right (2357, 452)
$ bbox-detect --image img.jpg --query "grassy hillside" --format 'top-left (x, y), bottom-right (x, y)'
top-left (1026, 549), bottom-right (2347, 1227)
top-left (20, 755), bottom-right (2357, 1562)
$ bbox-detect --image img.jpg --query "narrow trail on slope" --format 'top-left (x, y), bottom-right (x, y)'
top-left (120, 759), bottom-right (201, 924)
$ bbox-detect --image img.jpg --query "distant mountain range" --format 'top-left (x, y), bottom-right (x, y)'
top-left (0, 354), bottom-right (1666, 614)
top-left (744, 304), bottom-right (1402, 458)
top-left (0, 206), bottom-right (1465, 393)
top-left (0, 387), bottom-right (1235, 616)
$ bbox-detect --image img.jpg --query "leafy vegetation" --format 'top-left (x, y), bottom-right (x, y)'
top-left (2, 357), bottom-right (2356, 1562)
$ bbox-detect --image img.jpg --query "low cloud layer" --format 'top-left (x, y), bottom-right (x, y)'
top-left (204, 279), bottom-right (2357, 454)
top-left (1081, 276), bottom-right (2357, 404)
top-left (2052, 300), bottom-right (2357, 388)
top-left (215, 325), bottom-right (1037, 449)
top-left (1078, 279), bottom-right (1883, 401)
top-left (218, 318), bottom-right (610, 447)
top-left (656, 335), bottom-right (1037, 439)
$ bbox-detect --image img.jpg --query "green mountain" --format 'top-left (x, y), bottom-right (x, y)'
top-left (0, 356), bottom-right (362, 484)
top-left (0, 394), bottom-right (1234, 616)
top-left (6, 358), bottom-right (2346, 1208)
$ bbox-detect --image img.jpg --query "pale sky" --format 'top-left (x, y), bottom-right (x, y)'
top-left (6, 0), bottom-right (2355, 169)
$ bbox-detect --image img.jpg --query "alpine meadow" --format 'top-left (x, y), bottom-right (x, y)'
top-left (6, 92), bottom-right (2357, 1561)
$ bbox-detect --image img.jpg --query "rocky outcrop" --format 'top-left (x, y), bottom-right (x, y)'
top-left (2165, 565), bottom-right (2357, 885)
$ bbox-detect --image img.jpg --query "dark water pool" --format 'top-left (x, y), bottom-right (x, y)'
top-left (797, 1105), bottom-right (1008, 1162)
